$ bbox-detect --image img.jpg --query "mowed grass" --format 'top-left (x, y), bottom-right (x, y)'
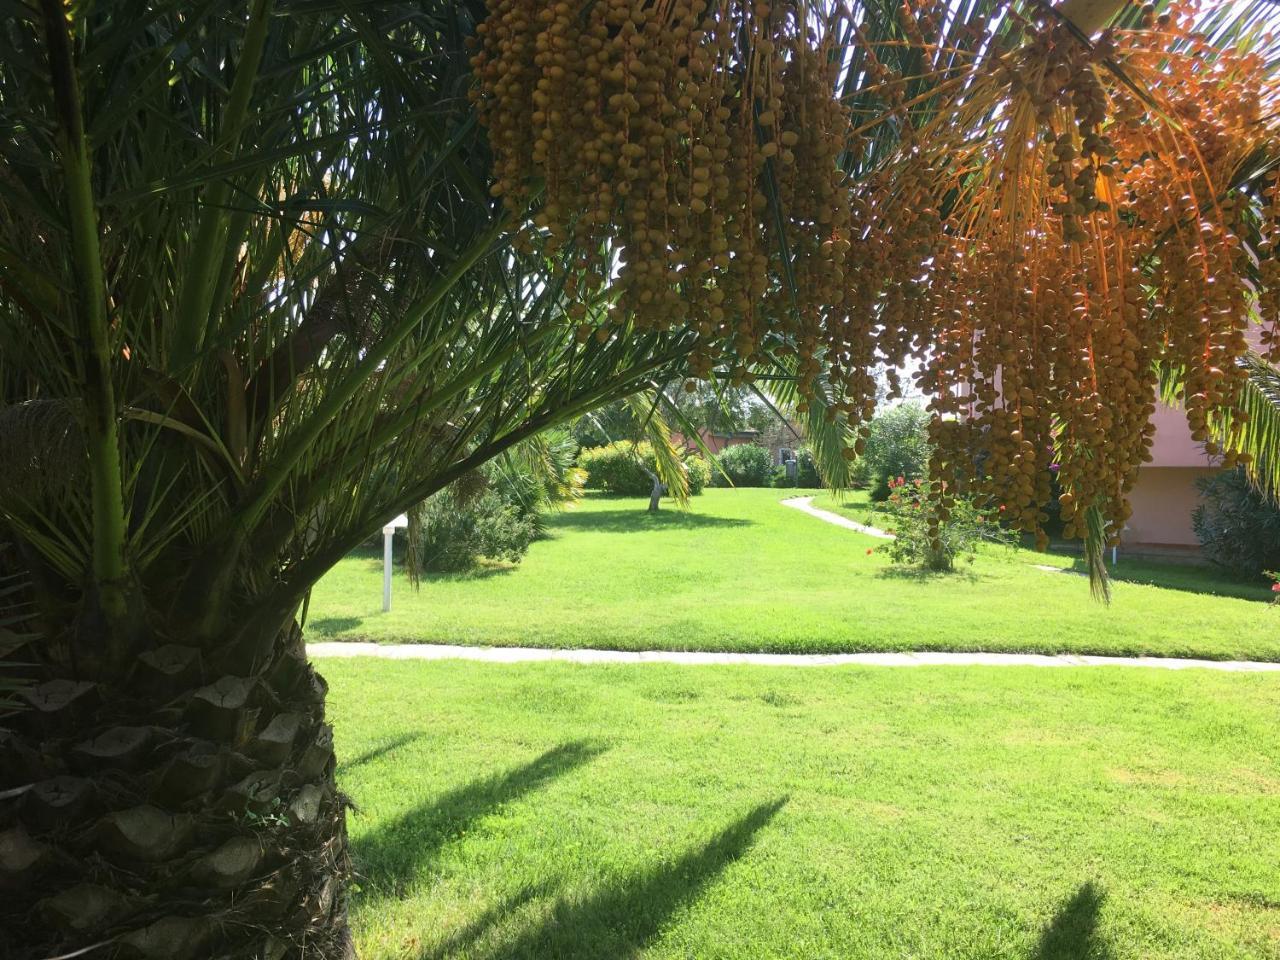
top-left (329, 658), bottom-right (1280, 959)
top-left (809, 492), bottom-right (1273, 603)
top-left (308, 488), bottom-right (1279, 661)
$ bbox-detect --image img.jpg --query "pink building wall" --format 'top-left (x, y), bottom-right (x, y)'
top-left (672, 428), bottom-right (759, 457)
top-left (1124, 322), bottom-right (1265, 547)
top-left (1125, 465), bottom-right (1217, 546)
top-left (1145, 401), bottom-right (1218, 469)
top-left (1123, 402), bottom-right (1219, 547)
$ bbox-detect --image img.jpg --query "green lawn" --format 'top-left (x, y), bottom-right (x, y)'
top-left (330, 658), bottom-right (1280, 959)
top-left (810, 492), bottom-right (1272, 603)
top-left (307, 488), bottom-right (1279, 661)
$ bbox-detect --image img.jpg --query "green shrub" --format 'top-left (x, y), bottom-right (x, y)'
top-left (859, 403), bottom-right (931, 500)
top-left (796, 448), bottom-right (821, 488)
top-left (872, 478), bottom-right (1013, 571)
top-left (1192, 469), bottom-right (1280, 578)
top-left (412, 487), bottom-right (536, 572)
top-left (770, 449), bottom-right (822, 489)
top-left (578, 441), bottom-right (656, 495)
top-left (712, 443), bottom-right (774, 487)
top-left (686, 455), bottom-right (711, 495)
top-left (849, 456), bottom-right (872, 489)
top-left (492, 429), bottom-right (586, 537)
top-left (578, 441), bottom-right (706, 497)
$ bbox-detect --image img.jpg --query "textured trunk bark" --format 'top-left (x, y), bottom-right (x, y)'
top-left (648, 476), bottom-right (664, 512)
top-left (0, 623), bottom-right (354, 959)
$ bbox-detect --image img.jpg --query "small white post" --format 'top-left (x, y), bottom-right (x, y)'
top-left (1112, 524), bottom-right (1128, 567)
top-left (381, 514), bottom-right (409, 613)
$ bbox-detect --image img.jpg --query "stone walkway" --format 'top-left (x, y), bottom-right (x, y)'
top-left (307, 642), bottom-right (1280, 672)
top-left (780, 495), bottom-right (894, 538)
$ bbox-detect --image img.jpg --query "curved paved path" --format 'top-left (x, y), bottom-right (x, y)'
top-left (780, 495), bottom-right (893, 538)
top-left (307, 642), bottom-right (1280, 672)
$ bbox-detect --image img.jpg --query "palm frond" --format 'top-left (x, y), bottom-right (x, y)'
top-left (1230, 353), bottom-right (1280, 503)
top-left (625, 390), bottom-right (690, 505)
top-left (1163, 351), bottom-right (1280, 505)
top-left (752, 357), bottom-right (853, 491)
top-left (1083, 504), bottom-right (1113, 604)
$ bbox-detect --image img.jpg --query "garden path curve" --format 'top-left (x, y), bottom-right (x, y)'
top-left (307, 642), bottom-right (1280, 672)
top-left (780, 495), bottom-right (893, 538)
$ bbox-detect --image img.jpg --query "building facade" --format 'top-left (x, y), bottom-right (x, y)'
top-left (1124, 401), bottom-right (1218, 549)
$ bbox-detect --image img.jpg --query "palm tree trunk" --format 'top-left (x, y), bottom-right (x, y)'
top-left (0, 624), bottom-right (355, 960)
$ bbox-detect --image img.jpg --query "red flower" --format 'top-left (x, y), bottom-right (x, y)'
top-left (1272, 583), bottom-right (1280, 592)
top-left (866, 548), bottom-right (873, 555)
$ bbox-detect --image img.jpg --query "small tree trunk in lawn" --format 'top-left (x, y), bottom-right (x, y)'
top-left (1, 621), bottom-right (355, 960)
top-left (649, 476), bottom-right (665, 512)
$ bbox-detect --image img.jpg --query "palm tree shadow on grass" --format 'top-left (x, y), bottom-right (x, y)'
top-left (418, 880), bottom-right (557, 960)
top-left (873, 565), bottom-right (984, 584)
top-left (1063, 557), bottom-right (1272, 603)
top-left (463, 797), bottom-right (788, 960)
top-left (1033, 882), bottom-right (1112, 960)
top-left (548, 509), bottom-right (753, 534)
top-left (308, 615), bottom-right (364, 635)
top-left (337, 731), bottom-right (427, 775)
top-left (353, 740), bottom-right (606, 901)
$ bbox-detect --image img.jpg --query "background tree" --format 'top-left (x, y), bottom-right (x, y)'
top-left (573, 382), bottom-right (779, 449)
top-left (853, 403), bottom-right (932, 500)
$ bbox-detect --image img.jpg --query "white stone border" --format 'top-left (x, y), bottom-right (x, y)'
top-left (780, 495), bottom-right (894, 538)
top-left (307, 642), bottom-right (1280, 672)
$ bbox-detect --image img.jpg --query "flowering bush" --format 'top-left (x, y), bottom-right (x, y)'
top-left (870, 477), bottom-right (1014, 572)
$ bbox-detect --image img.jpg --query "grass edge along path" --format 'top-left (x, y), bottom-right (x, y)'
top-left (308, 640), bottom-right (1280, 671)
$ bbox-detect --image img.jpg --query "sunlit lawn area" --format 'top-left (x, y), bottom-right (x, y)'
top-left (308, 488), bottom-right (1279, 661)
top-left (331, 658), bottom-right (1280, 959)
